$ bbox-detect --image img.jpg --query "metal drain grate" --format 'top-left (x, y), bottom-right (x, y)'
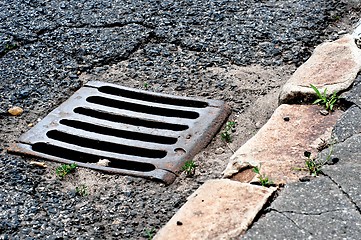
top-left (9, 81), bottom-right (231, 184)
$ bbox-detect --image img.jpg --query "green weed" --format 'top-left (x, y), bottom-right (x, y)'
top-left (252, 165), bottom-right (273, 187)
top-left (303, 146), bottom-right (333, 176)
top-left (310, 84), bottom-right (338, 111)
top-left (144, 228), bottom-right (155, 240)
top-left (55, 163), bottom-right (77, 179)
top-left (221, 121), bottom-right (236, 143)
top-left (303, 151), bottom-right (322, 176)
top-left (1, 43), bottom-right (17, 57)
top-left (5, 43), bottom-right (17, 51)
top-left (76, 185), bottom-right (88, 197)
top-left (332, 15), bottom-right (341, 22)
top-left (181, 160), bottom-right (197, 177)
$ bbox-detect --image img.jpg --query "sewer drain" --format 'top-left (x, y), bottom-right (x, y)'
top-left (9, 81), bottom-right (231, 184)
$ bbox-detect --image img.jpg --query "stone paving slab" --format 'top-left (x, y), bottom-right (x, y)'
top-left (243, 177), bottom-right (361, 239)
top-left (323, 164), bottom-right (361, 211)
top-left (332, 104), bottom-right (361, 142)
top-left (153, 179), bottom-right (275, 240)
top-left (242, 211), bottom-right (312, 240)
top-left (223, 104), bottom-right (342, 184)
top-left (320, 133), bottom-right (361, 166)
top-left (321, 106), bottom-right (361, 210)
top-left (270, 177), bottom-right (355, 213)
top-left (281, 209), bottom-right (361, 240)
top-left (342, 74), bottom-right (361, 108)
top-left (279, 34), bottom-right (361, 104)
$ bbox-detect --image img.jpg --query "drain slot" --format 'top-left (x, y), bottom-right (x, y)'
top-left (47, 130), bottom-right (167, 158)
top-left (60, 119), bottom-right (177, 145)
top-left (32, 143), bottom-right (156, 172)
top-left (86, 96), bottom-right (200, 119)
top-left (74, 107), bottom-right (189, 131)
top-left (98, 86), bottom-right (209, 108)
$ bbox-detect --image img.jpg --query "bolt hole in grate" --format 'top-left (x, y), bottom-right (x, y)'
top-left (9, 81), bottom-right (231, 184)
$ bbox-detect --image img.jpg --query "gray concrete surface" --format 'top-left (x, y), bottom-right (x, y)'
top-left (243, 177), bottom-right (361, 239)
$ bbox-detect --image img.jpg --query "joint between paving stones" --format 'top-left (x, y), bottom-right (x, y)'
top-left (245, 187), bottom-right (280, 227)
top-left (345, 97), bottom-right (361, 111)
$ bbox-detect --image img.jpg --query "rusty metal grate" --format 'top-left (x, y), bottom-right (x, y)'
top-left (9, 81), bottom-right (231, 184)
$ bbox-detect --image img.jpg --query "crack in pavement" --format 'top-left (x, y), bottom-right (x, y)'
top-left (89, 21), bottom-right (156, 30)
top-left (2, 21), bottom-right (155, 60)
top-left (2, 20), bottom-right (240, 69)
top-left (270, 207), bottom-right (355, 216)
top-left (34, 21), bottom-right (156, 36)
top-left (324, 173), bottom-right (361, 214)
top-left (331, 104), bottom-right (361, 144)
top-left (269, 209), bottom-right (314, 236)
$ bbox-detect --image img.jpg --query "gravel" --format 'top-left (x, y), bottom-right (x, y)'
top-left (0, 156), bottom-right (194, 239)
top-left (0, 0), bottom-right (357, 239)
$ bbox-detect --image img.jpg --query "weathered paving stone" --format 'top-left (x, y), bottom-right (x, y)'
top-left (242, 211), bottom-right (312, 240)
top-left (342, 74), bottom-right (361, 108)
top-left (223, 104), bottom-right (342, 184)
top-left (282, 209), bottom-right (361, 240)
top-left (320, 133), bottom-right (361, 166)
top-left (323, 164), bottom-right (361, 210)
top-left (153, 179), bottom-right (276, 240)
top-left (243, 177), bottom-right (361, 239)
top-left (279, 34), bottom-right (361, 104)
top-left (271, 177), bottom-right (355, 213)
top-left (319, 131), bottom-right (361, 210)
top-left (332, 104), bottom-right (361, 142)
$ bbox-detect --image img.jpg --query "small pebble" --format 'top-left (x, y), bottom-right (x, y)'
top-left (8, 106), bottom-right (23, 116)
top-left (320, 110), bottom-right (329, 116)
top-left (215, 147), bottom-right (225, 155)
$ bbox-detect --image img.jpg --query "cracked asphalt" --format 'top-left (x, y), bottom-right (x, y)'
top-left (0, 0), bottom-right (347, 112)
top-left (1, 0), bottom-right (359, 239)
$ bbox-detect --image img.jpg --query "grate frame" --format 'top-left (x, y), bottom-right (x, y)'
top-left (9, 81), bottom-right (231, 184)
